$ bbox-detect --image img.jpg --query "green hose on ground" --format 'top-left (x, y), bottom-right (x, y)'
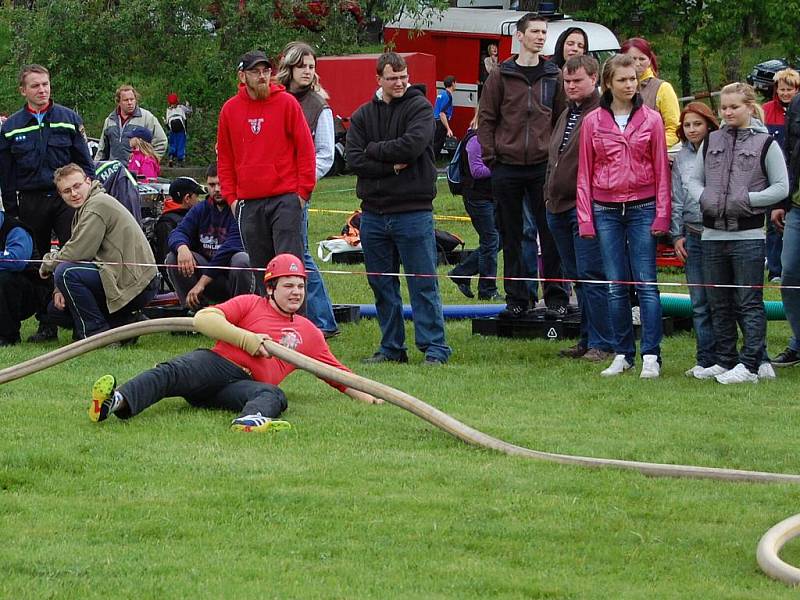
top-left (660, 293), bottom-right (786, 320)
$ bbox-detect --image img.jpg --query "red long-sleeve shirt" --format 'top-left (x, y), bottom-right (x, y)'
top-left (212, 294), bottom-right (350, 392)
top-left (216, 83), bottom-right (316, 206)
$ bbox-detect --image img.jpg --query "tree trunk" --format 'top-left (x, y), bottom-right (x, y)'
top-left (680, 30), bottom-right (691, 98)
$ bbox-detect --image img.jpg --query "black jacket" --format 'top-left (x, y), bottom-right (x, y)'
top-left (786, 93), bottom-right (800, 204)
top-left (0, 102), bottom-right (95, 215)
top-left (346, 84), bottom-right (437, 214)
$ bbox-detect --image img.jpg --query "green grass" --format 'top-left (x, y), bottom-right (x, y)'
top-left (1, 176), bottom-right (799, 598)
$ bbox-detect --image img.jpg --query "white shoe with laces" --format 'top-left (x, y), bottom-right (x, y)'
top-left (693, 364), bottom-right (728, 380)
top-left (640, 354), bottom-right (660, 379)
top-left (601, 354), bottom-right (632, 377)
top-left (684, 365), bottom-right (704, 377)
top-left (758, 362), bottom-right (777, 380)
top-left (715, 363), bottom-right (759, 384)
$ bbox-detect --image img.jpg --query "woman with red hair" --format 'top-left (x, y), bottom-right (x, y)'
top-left (621, 37), bottom-right (681, 147)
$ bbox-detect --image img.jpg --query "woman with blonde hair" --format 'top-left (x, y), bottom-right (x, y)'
top-left (576, 53), bottom-right (671, 379)
top-left (276, 41), bottom-right (339, 337)
top-left (687, 82), bottom-right (789, 383)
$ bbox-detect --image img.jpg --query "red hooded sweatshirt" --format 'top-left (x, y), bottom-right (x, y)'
top-left (217, 83), bottom-right (316, 206)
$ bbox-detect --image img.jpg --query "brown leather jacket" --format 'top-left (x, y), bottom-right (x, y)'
top-left (477, 57), bottom-right (566, 167)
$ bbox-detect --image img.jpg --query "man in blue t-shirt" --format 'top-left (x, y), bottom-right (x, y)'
top-left (432, 75), bottom-right (456, 158)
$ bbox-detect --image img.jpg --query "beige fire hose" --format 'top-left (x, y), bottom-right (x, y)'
top-left (0, 316), bottom-right (798, 585)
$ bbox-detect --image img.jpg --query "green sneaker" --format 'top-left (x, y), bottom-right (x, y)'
top-left (89, 375), bottom-right (117, 423)
top-left (230, 414), bottom-right (292, 433)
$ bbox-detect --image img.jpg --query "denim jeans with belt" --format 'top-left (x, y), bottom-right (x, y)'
top-left (547, 207), bottom-right (613, 352)
top-left (702, 238), bottom-right (766, 373)
top-left (592, 202), bottom-right (662, 363)
top-left (683, 231), bottom-right (716, 367)
top-left (449, 195), bottom-right (499, 297)
top-left (781, 208), bottom-right (800, 352)
top-left (360, 209), bottom-right (451, 362)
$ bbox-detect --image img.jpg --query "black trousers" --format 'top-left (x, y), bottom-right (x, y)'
top-left (491, 162), bottom-right (568, 309)
top-left (18, 190), bottom-right (75, 321)
top-left (433, 120), bottom-right (448, 158)
top-left (0, 272), bottom-right (46, 340)
top-left (235, 194), bottom-right (304, 294)
top-left (117, 349), bottom-right (288, 420)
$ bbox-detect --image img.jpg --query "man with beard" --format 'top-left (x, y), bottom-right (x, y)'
top-left (217, 50), bottom-right (315, 292)
top-left (166, 162), bottom-right (254, 310)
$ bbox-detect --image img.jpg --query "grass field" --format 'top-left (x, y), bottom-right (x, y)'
top-left (2, 175), bottom-right (800, 598)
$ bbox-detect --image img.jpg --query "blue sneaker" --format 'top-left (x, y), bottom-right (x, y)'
top-left (230, 413), bottom-right (292, 433)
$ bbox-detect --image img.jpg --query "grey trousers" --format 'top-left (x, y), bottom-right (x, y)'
top-left (166, 251), bottom-right (254, 307)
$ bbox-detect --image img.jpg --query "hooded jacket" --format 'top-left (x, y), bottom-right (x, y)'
top-left (96, 106), bottom-right (168, 163)
top-left (669, 141), bottom-right (703, 239)
top-left (576, 92), bottom-right (671, 237)
top-left (545, 89), bottom-right (600, 214)
top-left (40, 181), bottom-right (157, 313)
top-left (478, 57), bottom-right (565, 167)
top-left (217, 83), bottom-right (316, 205)
top-left (686, 118), bottom-right (789, 235)
top-left (346, 84), bottom-right (437, 214)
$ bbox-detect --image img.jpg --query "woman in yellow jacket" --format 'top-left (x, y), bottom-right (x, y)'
top-left (621, 37), bottom-right (681, 147)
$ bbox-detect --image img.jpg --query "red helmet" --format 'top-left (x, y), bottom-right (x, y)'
top-left (167, 92), bottom-right (179, 104)
top-left (263, 254), bottom-right (306, 284)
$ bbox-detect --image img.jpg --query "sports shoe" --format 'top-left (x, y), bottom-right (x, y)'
top-left (448, 271), bottom-right (474, 299)
top-left (601, 354), bottom-right (632, 376)
top-left (27, 323), bottom-right (58, 343)
top-left (693, 364), bottom-right (728, 380)
top-left (559, 343), bottom-right (587, 358)
top-left (770, 276), bottom-right (782, 283)
top-left (758, 362), bottom-right (777, 380)
top-left (423, 355), bottom-right (446, 366)
top-left (361, 351), bottom-right (409, 364)
top-left (498, 304), bottom-right (527, 319)
top-left (771, 348), bottom-right (800, 367)
top-left (230, 414), bottom-right (292, 433)
top-left (477, 292), bottom-right (504, 302)
top-left (583, 348), bottom-right (615, 362)
top-left (545, 304), bottom-right (568, 319)
top-left (89, 374), bottom-right (118, 422)
top-left (715, 363), bottom-right (758, 384)
top-left (640, 354), bottom-right (660, 379)
top-left (684, 365), bottom-right (705, 377)
top-left (322, 329), bottom-right (341, 339)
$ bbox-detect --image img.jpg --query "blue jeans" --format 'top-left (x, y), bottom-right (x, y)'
top-left (702, 238), bottom-right (766, 373)
top-left (683, 232), bottom-right (716, 367)
top-left (54, 263), bottom-right (158, 338)
top-left (592, 203), bottom-right (662, 363)
top-left (301, 201), bottom-right (337, 333)
top-left (547, 207), bottom-right (613, 351)
top-left (766, 218), bottom-right (783, 279)
top-left (168, 131), bottom-right (187, 161)
top-left (449, 195), bottom-right (499, 297)
top-left (781, 208), bottom-right (800, 352)
top-left (360, 210), bottom-right (451, 362)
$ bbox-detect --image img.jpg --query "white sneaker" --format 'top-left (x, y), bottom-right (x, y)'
top-left (693, 364), bottom-right (728, 380)
top-left (640, 354), bottom-right (660, 379)
top-left (601, 354), bottom-right (632, 376)
top-left (715, 363), bottom-right (759, 384)
top-left (684, 365), bottom-right (704, 377)
top-left (758, 362), bottom-right (777, 380)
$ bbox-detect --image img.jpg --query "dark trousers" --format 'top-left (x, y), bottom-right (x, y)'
top-left (165, 251), bottom-right (254, 308)
top-left (235, 194), bottom-right (304, 294)
top-left (450, 194), bottom-right (499, 297)
top-left (53, 263), bottom-right (159, 338)
top-left (117, 349), bottom-right (288, 420)
top-left (491, 162), bottom-right (567, 308)
top-left (702, 239), bottom-right (766, 373)
top-left (433, 120), bottom-right (448, 158)
top-left (18, 190), bottom-right (75, 321)
top-left (0, 272), bottom-right (45, 340)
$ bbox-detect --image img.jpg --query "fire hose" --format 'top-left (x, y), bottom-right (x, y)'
top-left (0, 316), bottom-right (798, 586)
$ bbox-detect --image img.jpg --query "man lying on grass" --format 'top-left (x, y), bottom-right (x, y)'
top-left (90, 253), bottom-right (381, 432)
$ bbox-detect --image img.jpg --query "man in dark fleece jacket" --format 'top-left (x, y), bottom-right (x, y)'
top-left (167, 163), bottom-right (254, 310)
top-left (346, 52), bottom-right (451, 365)
top-left (544, 55), bottom-right (613, 362)
top-left (478, 12), bottom-right (568, 319)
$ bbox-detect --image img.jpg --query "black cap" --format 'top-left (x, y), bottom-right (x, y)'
top-left (238, 50), bottom-right (272, 71)
top-left (169, 176), bottom-right (205, 201)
